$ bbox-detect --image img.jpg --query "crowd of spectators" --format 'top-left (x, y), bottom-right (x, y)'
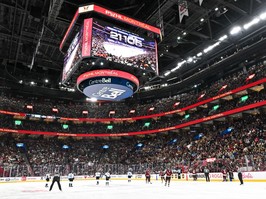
top-left (0, 60), bottom-right (265, 119)
top-left (0, 114), bottom-right (265, 177)
top-left (1, 86), bottom-right (265, 135)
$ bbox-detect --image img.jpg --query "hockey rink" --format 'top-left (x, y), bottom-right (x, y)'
top-left (0, 180), bottom-right (265, 199)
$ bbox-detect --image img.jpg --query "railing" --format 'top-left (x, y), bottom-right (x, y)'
top-left (1, 154), bottom-right (264, 177)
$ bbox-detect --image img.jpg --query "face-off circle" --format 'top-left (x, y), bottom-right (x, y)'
top-left (77, 70), bottom-right (139, 101)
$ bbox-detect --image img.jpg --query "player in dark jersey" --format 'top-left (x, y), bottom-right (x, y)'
top-left (192, 169), bottom-right (197, 181)
top-left (49, 171), bottom-right (62, 191)
top-left (165, 168), bottom-right (172, 187)
top-left (159, 170), bottom-right (165, 183)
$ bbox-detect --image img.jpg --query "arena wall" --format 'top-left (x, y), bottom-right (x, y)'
top-left (0, 172), bottom-right (265, 183)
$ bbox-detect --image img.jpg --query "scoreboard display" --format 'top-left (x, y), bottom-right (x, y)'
top-left (90, 19), bottom-right (158, 74)
top-left (62, 18), bottom-right (158, 84)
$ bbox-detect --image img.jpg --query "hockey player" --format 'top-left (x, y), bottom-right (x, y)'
top-left (192, 169), bottom-right (197, 181)
top-left (105, 171), bottom-right (111, 186)
top-left (95, 171), bottom-right (101, 185)
top-left (159, 170), bottom-right (165, 183)
top-left (204, 167), bottom-right (210, 182)
top-left (237, 167), bottom-right (244, 185)
top-left (68, 172), bottom-right (74, 187)
top-left (164, 168), bottom-right (172, 187)
top-left (127, 170), bottom-right (133, 182)
top-left (145, 168), bottom-right (151, 184)
top-left (45, 173), bottom-right (50, 188)
top-left (222, 169), bottom-right (227, 182)
top-left (49, 171), bottom-right (62, 191)
top-left (229, 170), bottom-right (234, 182)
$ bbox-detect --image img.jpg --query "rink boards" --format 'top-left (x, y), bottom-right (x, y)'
top-left (1, 172), bottom-right (266, 183)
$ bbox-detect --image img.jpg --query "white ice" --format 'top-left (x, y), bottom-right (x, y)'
top-left (0, 180), bottom-right (265, 199)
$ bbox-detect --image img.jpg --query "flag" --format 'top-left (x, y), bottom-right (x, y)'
top-left (197, 93), bottom-right (205, 101)
top-left (245, 74), bottom-right (255, 82)
top-left (199, 0), bottom-right (203, 6)
top-left (218, 84), bottom-right (228, 93)
top-left (178, 0), bottom-right (189, 23)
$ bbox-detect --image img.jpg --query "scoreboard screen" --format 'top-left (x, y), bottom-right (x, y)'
top-left (90, 19), bottom-right (158, 74)
top-left (62, 28), bottom-right (83, 83)
top-left (62, 18), bottom-right (158, 84)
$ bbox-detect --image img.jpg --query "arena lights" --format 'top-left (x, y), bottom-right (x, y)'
top-left (260, 12), bottom-right (266, 20)
top-left (164, 71), bottom-right (171, 76)
top-left (163, 11), bottom-right (266, 77)
top-left (230, 26), bottom-right (242, 35)
top-left (243, 17), bottom-right (260, 30)
top-left (44, 79), bottom-right (49, 83)
top-left (203, 41), bottom-right (220, 53)
top-left (187, 57), bottom-right (193, 63)
top-left (30, 81), bottom-right (35, 85)
top-left (86, 97), bottom-right (97, 102)
top-left (218, 35), bottom-right (228, 41)
top-left (197, 52), bottom-right (203, 57)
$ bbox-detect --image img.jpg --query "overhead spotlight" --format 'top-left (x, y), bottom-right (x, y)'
top-left (215, 7), bottom-right (219, 11)
top-left (243, 17), bottom-right (260, 30)
top-left (19, 80), bottom-right (23, 84)
top-left (164, 71), bottom-right (171, 76)
top-left (44, 79), bottom-right (49, 83)
top-left (177, 36), bottom-right (181, 40)
top-left (200, 18), bottom-right (204, 22)
top-left (92, 62), bottom-right (95, 65)
top-left (90, 97), bottom-right (97, 102)
top-left (187, 57), bottom-right (193, 63)
top-left (30, 81), bottom-right (35, 85)
top-left (166, 49), bottom-right (169, 52)
top-left (197, 52), bottom-right (203, 57)
top-left (144, 86), bottom-right (150, 90)
top-left (183, 32), bottom-right (187, 35)
top-left (230, 26), bottom-right (242, 35)
top-left (100, 62), bottom-right (104, 66)
top-left (260, 12), bottom-right (266, 20)
top-left (218, 35), bottom-right (228, 41)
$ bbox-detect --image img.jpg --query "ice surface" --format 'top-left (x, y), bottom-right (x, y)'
top-left (0, 180), bottom-right (265, 199)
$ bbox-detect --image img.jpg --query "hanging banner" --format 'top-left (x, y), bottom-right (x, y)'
top-left (178, 0), bottom-right (189, 23)
top-left (199, 0), bottom-right (204, 6)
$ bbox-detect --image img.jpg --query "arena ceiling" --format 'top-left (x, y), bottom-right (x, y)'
top-left (0, 0), bottom-right (266, 99)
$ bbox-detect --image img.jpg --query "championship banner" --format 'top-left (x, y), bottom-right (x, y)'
top-left (199, 0), bottom-right (204, 6)
top-left (178, 0), bottom-right (189, 23)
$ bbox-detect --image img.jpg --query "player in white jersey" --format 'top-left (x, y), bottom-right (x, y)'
top-left (95, 171), bottom-right (101, 185)
top-left (45, 173), bottom-right (51, 188)
top-left (105, 171), bottom-right (111, 186)
top-left (68, 172), bottom-right (74, 187)
top-left (127, 171), bottom-right (133, 182)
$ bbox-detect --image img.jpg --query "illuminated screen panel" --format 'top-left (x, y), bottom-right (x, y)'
top-left (62, 27), bottom-right (83, 83)
top-left (90, 19), bottom-right (158, 74)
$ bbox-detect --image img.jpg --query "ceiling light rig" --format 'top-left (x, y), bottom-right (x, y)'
top-left (163, 11), bottom-right (266, 77)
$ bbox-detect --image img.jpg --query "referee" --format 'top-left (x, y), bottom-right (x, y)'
top-left (49, 171), bottom-right (62, 191)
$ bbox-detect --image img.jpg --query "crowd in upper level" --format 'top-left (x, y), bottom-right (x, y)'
top-left (1, 60), bottom-right (265, 119)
